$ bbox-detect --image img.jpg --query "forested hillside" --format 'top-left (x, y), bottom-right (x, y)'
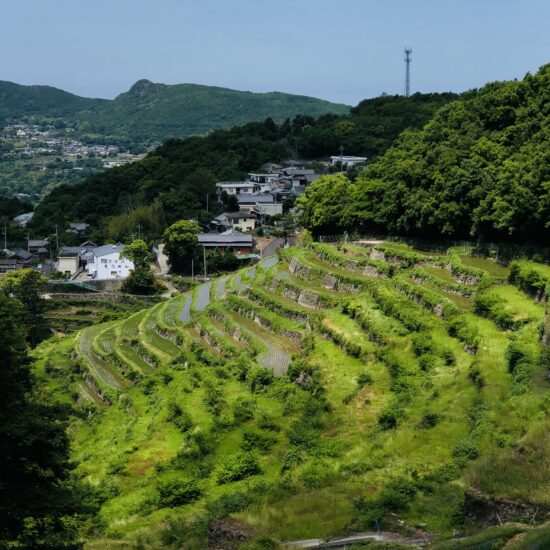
top-left (0, 80), bottom-right (103, 123)
top-left (299, 64), bottom-right (550, 244)
top-left (30, 92), bottom-right (456, 240)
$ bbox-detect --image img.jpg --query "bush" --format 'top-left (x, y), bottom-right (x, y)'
top-left (241, 429), bottom-right (277, 453)
top-left (217, 452), bottom-right (261, 484)
top-left (357, 371), bottom-right (373, 387)
top-left (157, 473), bottom-right (201, 507)
top-left (233, 398), bottom-right (255, 424)
top-left (452, 439), bottom-right (480, 460)
top-left (418, 412), bottom-right (440, 429)
top-left (246, 366), bottom-right (274, 393)
top-left (299, 460), bottom-right (335, 489)
top-left (166, 402), bottom-right (194, 433)
top-left (207, 490), bottom-right (254, 517)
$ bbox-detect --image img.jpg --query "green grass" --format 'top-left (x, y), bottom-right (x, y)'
top-left (31, 243), bottom-right (550, 548)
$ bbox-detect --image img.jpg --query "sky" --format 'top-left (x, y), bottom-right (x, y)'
top-left (2, 0), bottom-right (550, 106)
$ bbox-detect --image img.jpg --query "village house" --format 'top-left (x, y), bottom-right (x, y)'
top-left (211, 211), bottom-right (257, 232)
top-left (197, 229), bottom-right (254, 256)
top-left (237, 192), bottom-right (283, 217)
top-left (86, 243), bottom-right (134, 280)
top-left (27, 239), bottom-right (49, 262)
top-left (330, 155), bottom-right (367, 169)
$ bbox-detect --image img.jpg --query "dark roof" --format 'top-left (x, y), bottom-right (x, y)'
top-left (28, 239), bottom-right (48, 247)
top-left (58, 247), bottom-right (81, 257)
top-left (8, 249), bottom-right (33, 261)
top-left (198, 230), bottom-right (253, 247)
top-left (226, 212), bottom-right (256, 220)
top-left (237, 193), bottom-right (276, 204)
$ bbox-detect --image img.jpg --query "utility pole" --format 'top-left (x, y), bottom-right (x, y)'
top-left (203, 246), bottom-right (207, 280)
top-left (206, 193), bottom-right (209, 213)
top-left (191, 257), bottom-right (194, 282)
top-left (339, 144), bottom-right (344, 171)
top-left (2, 225), bottom-right (6, 251)
top-left (137, 224), bottom-right (142, 239)
top-left (54, 224), bottom-right (59, 252)
top-left (404, 47), bottom-right (412, 97)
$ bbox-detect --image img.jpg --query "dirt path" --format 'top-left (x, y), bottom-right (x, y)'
top-left (156, 243), bottom-right (170, 275)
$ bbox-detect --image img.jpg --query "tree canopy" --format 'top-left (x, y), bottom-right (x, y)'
top-left (298, 65), bottom-right (550, 244)
top-left (163, 220), bottom-right (201, 274)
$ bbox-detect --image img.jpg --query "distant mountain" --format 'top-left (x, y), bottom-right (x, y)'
top-left (0, 80), bottom-right (104, 121)
top-left (0, 79), bottom-right (350, 145)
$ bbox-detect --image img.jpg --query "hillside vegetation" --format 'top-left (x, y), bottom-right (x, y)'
top-left (298, 64), bottom-right (550, 243)
top-left (0, 79), bottom-right (349, 147)
top-left (30, 92), bottom-right (456, 239)
top-left (34, 241), bottom-right (550, 548)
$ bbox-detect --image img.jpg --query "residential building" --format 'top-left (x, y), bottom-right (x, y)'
top-left (67, 222), bottom-right (90, 235)
top-left (330, 155), bottom-right (367, 169)
top-left (86, 243), bottom-right (134, 280)
top-left (211, 212), bottom-right (257, 232)
top-left (28, 239), bottom-right (49, 255)
top-left (215, 181), bottom-right (256, 197)
top-left (0, 259), bottom-right (29, 274)
top-left (237, 193), bottom-right (283, 217)
top-left (197, 229), bottom-right (254, 256)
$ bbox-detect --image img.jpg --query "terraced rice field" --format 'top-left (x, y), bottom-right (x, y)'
top-left (66, 242), bottom-right (550, 548)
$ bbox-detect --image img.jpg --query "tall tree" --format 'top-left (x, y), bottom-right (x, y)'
top-left (0, 294), bottom-right (88, 548)
top-left (0, 269), bottom-right (46, 345)
top-left (163, 220), bottom-right (201, 273)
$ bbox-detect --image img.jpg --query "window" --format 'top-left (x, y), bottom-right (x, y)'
top-left (101, 259), bottom-right (107, 264)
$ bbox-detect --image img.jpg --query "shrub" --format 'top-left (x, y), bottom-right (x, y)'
top-left (280, 449), bottom-right (305, 473)
top-left (418, 412), bottom-right (440, 429)
top-left (452, 439), bottom-right (480, 460)
top-left (207, 490), bottom-right (254, 517)
top-left (246, 366), bottom-right (274, 393)
top-left (241, 429), bottom-right (277, 453)
top-left (357, 371), bottom-right (373, 387)
top-left (299, 460), bottom-right (335, 489)
top-left (157, 473), bottom-right (201, 507)
top-left (233, 398), bottom-right (255, 424)
top-left (217, 452), bottom-right (261, 484)
top-left (166, 402), bottom-right (194, 433)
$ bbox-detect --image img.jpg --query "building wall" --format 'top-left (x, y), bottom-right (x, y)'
top-left (88, 252), bottom-right (134, 280)
top-left (57, 256), bottom-right (79, 276)
top-left (232, 218), bottom-right (256, 232)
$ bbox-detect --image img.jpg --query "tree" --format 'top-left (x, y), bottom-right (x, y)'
top-left (0, 294), bottom-right (92, 547)
top-left (163, 220), bottom-right (201, 273)
top-left (122, 239), bottom-right (152, 270)
top-left (295, 174), bottom-right (355, 236)
top-left (0, 269), bottom-right (46, 346)
top-left (121, 239), bottom-right (157, 295)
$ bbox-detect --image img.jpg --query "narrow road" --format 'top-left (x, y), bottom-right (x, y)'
top-left (180, 295), bottom-right (192, 322)
top-left (262, 237), bottom-right (285, 257)
top-left (195, 282), bottom-right (211, 311)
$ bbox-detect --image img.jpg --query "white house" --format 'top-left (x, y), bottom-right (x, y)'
top-left (216, 181), bottom-right (256, 197)
top-left (330, 155), bottom-right (367, 169)
top-left (86, 243), bottom-right (134, 280)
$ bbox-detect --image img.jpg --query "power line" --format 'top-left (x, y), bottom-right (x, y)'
top-left (404, 47), bottom-right (412, 97)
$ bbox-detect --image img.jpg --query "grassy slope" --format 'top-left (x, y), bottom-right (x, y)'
top-left (33, 245), bottom-right (550, 548)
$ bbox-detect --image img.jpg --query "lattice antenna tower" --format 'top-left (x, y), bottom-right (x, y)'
top-left (404, 47), bottom-right (412, 97)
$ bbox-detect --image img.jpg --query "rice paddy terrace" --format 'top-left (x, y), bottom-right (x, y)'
top-left (35, 242), bottom-right (550, 549)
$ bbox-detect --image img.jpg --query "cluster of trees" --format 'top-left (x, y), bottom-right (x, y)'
top-left (29, 92), bottom-right (455, 242)
top-left (298, 65), bottom-right (550, 244)
top-left (0, 269), bottom-right (94, 547)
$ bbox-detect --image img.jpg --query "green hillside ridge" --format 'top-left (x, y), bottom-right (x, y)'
top-left (29, 92), bottom-right (456, 239)
top-left (32, 241), bottom-right (550, 548)
top-left (0, 78), bottom-right (349, 145)
top-left (297, 63), bottom-right (550, 243)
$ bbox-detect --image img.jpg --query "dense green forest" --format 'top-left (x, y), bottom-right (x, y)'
top-left (30, 92), bottom-right (456, 240)
top-left (299, 65), bottom-right (550, 244)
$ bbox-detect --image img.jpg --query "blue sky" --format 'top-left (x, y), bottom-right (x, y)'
top-left (2, 0), bottom-right (550, 105)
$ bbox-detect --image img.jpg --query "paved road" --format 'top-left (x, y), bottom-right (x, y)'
top-left (180, 295), bottom-right (192, 322)
top-left (285, 532), bottom-right (428, 548)
top-left (195, 282), bottom-right (212, 311)
top-left (262, 237), bottom-right (285, 257)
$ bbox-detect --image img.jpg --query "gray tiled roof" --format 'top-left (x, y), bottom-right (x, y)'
top-left (92, 243), bottom-right (125, 258)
